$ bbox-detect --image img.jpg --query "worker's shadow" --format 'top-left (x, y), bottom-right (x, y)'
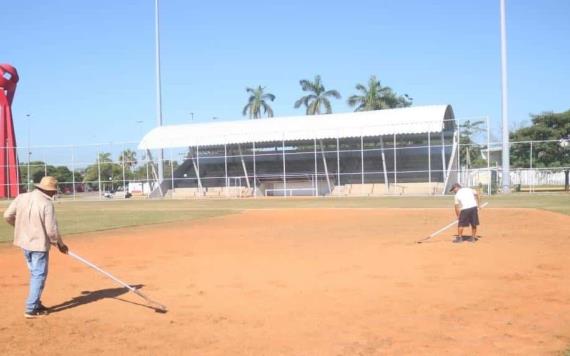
top-left (453, 235), bottom-right (481, 243)
top-left (49, 284), bottom-right (151, 313)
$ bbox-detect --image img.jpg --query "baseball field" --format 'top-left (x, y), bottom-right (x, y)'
top-left (0, 194), bottom-right (569, 355)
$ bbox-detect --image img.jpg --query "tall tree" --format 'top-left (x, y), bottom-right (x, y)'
top-left (98, 152), bottom-right (112, 163)
top-left (510, 109), bottom-right (570, 168)
top-left (294, 75), bottom-right (341, 192)
top-left (83, 152), bottom-right (122, 190)
top-left (347, 75), bottom-right (412, 111)
top-left (294, 75), bottom-right (341, 115)
top-left (459, 120), bottom-right (486, 168)
top-left (119, 149), bottom-right (137, 171)
top-left (242, 86), bottom-right (275, 119)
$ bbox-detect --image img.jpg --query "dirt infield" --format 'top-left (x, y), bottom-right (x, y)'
top-left (1, 208), bottom-right (570, 355)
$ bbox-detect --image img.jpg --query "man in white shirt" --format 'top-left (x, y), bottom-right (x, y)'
top-left (450, 183), bottom-right (480, 242)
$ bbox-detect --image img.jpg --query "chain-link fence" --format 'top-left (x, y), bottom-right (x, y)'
top-left (2, 117), bottom-right (569, 200)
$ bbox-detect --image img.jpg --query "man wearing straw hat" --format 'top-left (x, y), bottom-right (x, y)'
top-left (3, 176), bottom-right (69, 318)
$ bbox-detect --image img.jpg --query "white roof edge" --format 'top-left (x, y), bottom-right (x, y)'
top-left (138, 105), bottom-right (455, 150)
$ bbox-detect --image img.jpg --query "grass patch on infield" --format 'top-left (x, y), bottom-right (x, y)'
top-left (0, 200), bottom-right (236, 243)
top-left (0, 192), bottom-right (567, 243)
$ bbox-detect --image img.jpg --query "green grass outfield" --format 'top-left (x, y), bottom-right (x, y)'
top-left (0, 193), bottom-right (568, 243)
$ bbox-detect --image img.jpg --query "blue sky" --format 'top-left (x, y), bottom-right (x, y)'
top-left (3, 0), bottom-right (569, 150)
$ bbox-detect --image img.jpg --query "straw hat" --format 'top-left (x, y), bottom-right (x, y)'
top-left (35, 176), bottom-right (58, 192)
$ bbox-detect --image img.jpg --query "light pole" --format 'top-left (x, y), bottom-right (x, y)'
top-left (500, 0), bottom-right (510, 193)
top-left (25, 114), bottom-right (31, 191)
top-left (155, 0), bottom-right (164, 186)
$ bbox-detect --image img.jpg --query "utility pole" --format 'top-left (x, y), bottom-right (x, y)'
top-left (155, 0), bottom-right (164, 187)
top-left (500, 0), bottom-right (510, 193)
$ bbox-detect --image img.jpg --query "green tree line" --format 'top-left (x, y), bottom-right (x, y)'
top-left (19, 150), bottom-right (178, 192)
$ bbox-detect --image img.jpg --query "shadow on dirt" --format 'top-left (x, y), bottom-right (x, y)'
top-left (48, 284), bottom-right (156, 313)
top-left (452, 235), bottom-right (481, 243)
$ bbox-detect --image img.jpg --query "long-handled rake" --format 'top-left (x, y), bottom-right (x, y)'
top-left (416, 202), bottom-right (489, 244)
top-left (68, 251), bottom-right (167, 313)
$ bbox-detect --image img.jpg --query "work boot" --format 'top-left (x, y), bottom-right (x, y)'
top-left (24, 309), bottom-right (49, 319)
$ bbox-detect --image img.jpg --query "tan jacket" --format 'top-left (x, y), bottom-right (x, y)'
top-left (3, 190), bottom-right (62, 252)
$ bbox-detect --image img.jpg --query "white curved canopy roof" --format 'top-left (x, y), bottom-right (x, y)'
top-left (138, 105), bottom-right (454, 149)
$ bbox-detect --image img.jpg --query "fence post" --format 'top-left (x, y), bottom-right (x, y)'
top-left (97, 149), bottom-right (102, 200)
top-left (122, 145), bottom-right (126, 193)
top-left (530, 141), bottom-right (533, 193)
top-left (170, 149), bottom-right (174, 194)
top-left (71, 146), bottom-right (76, 200)
top-left (224, 144), bottom-right (228, 197)
top-left (486, 116), bottom-right (491, 196)
top-left (428, 131), bottom-right (431, 194)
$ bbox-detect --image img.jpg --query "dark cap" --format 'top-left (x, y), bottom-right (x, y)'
top-left (449, 182), bottom-right (461, 192)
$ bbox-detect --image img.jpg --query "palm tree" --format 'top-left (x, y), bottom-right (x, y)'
top-left (97, 152), bottom-right (112, 163)
top-left (347, 75), bottom-right (413, 193)
top-left (242, 86), bottom-right (276, 119)
top-left (294, 75), bottom-right (341, 115)
top-left (294, 75), bottom-right (341, 193)
top-left (347, 75), bottom-right (412, 111)
top-left (119, 149), bottom-right (137, 171)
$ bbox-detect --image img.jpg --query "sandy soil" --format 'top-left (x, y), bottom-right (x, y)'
top-left (1, 208), bottom-right (570, 355)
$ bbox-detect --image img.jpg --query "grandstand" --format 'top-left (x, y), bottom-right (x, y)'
top-left (138, 105), bottom-right (458, 197)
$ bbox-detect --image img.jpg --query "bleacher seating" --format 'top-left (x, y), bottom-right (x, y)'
top-left (346, 184), bottom-right (374, 196)
top-left (171, 187), bottom-right (204, 199)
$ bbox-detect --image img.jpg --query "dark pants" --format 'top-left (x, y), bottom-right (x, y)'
top-left (458, 207), bottom-right (479, 228)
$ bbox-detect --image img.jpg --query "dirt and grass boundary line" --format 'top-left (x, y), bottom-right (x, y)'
top-left (0, 193), bottom-right (568, 243)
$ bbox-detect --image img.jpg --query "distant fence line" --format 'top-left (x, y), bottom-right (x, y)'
top-left (2, 135), bottom-right (569, 199)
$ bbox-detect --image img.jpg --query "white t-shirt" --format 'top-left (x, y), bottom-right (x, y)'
top-left (454, 188), bottom-right (478, 210)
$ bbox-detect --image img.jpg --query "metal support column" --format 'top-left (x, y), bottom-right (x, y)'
top-left (314, 138), bottom-right (318, 197)
top-left (336, 137), bottom-right (340, 186)
top-left (319, 139), bottom-right (332, 193)
top-left (457, 124), bottom-right (461, 185)
top-left (380, 136), bottom-right (389, 192)
top-left (441, 130), bottom-right (447, 182)
top-left (282, 138), bottom-right (286, 197)
top-left (360, 136), bottom-right (364, 185)
top-left (189, 147), bottom-right (203, 192)
top-left (428, 132), bottom-right (431, 194)
top-left (237, 144), bottom-right (251, 189)
top-left (253, 142), bottom-right (257, 197)
top-left (393, 135), bottom-right (397, 188)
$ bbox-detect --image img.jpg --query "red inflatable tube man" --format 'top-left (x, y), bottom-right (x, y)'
top-left (0, 64), bottom-right (21, 198)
